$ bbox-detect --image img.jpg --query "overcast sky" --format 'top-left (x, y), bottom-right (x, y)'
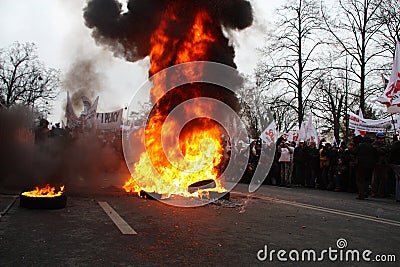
top-left (0, 0), bottom-right (284, 122)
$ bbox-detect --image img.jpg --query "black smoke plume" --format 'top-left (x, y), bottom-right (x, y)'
top-left (83, 0), bottom-right (253, 66)
top-left (63, 58), bottom-right (105, 110)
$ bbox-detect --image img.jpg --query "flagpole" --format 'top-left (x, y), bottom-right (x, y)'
top-left (391, 114), bottom-right (397, 135)
top-left (345, 54), bottom-right (349, 143)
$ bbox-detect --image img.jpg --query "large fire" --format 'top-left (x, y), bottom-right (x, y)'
top-left (22, 184), bottom-right (65, 198)
top-left (123, 10), bottom-right (227, 198)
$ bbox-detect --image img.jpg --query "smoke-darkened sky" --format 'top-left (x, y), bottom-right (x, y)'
top-left (0, 0), bottom-right (283, 122)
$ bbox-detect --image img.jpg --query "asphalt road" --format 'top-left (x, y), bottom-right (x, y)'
top-left (1, 183), bottom-right (399, 266)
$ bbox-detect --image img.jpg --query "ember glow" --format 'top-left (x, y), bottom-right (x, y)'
top-left (22, 184), bottom-right (65, 198)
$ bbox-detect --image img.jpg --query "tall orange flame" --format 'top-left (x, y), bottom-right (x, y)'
top-left (123, 10), bottom-right (226, 198)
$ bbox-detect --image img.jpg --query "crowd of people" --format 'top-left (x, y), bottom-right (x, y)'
top-left (35, 119), bottom-right (122, 151)
top-left (245, 133), bottom-right (400, 201)
top-left (34, 119), bottom-right (124, 175)
top-left (31, 119), bottom-right (400, 201)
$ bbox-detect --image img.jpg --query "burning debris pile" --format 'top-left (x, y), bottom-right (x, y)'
top-left (84, 0), bottom-right (253, 199)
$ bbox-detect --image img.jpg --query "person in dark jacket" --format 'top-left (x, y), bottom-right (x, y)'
top-left (371, 132), bottom-right (390, 197)
top-left (389, 137), bottom-right (400, 201)
top-left (333, 157), bottom-right (347, 191)
top-left (327, 144), bottom-right (338, 190)
top-left (293, 140), bottom-right (307, 186)
top-left (34, 119), bottom-right (50, 145)
top-left (304, 141), bottom-right (320, 188)
top-left (344, 142), bottom-right (357, 193)
top-left (354, 137), bottom-right (377, 200)
top-left (319, 143), bottom-right (333, 189)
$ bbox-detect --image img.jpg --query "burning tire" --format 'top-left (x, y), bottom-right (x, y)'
top-left (19, 194), bottom-right (67, 209)
top-left (19, 184), bottom-right (67, 209)
top-left (188, 179), bottom-right (216, 194)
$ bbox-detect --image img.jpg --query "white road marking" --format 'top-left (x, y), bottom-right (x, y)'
top-left (0, 195), bottom-right (19, 217)
top-left (232, 191), bottom-right (400, 227)
top-left (98, 201), bottom-right (137, 235)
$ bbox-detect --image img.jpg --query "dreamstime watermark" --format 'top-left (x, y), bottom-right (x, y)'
top-left (257, 238), bottom-right (397, 263)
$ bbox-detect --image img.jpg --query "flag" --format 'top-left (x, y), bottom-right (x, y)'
top-left (80, 96), bottom-right (98, 119)
top-left (287, 132), bottom-right (294, 142)
top-left (332, 135), bottom-right (338, 148)
top-left (377, 40), bottom-right (400, 113)
top-left (298, 121), bottom-right (307, 143)
top-left (305, 114), bottom-right (318, 143)
top-left (81, 96), bottom-right (99, 129)
top-left (82, 96), bottom-right (93, 114)
top-left (260, 121), bottom-right (277, 145)
top-left (65, 92), bottom-right (81, 128)
top-left (354, 109), bottom-right (366, 137)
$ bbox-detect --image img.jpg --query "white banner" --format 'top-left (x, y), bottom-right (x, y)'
top-left (96, 109), bottom-right (123, 130)
top-left (353, 109), bottom-right (366, 137)
top-left (349, 111), bottom-right (399, 132)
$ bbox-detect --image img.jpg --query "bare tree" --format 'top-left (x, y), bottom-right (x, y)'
top-left (256, 0), bottom-right (323, 128)
top-left (312, 71), bottom-right (348, 142)
top-left (321, 0), bottom-right (385, 116)
top-left (236, 75), bottom-right (270, 137)
top-left (0, 42), bottom-right (60, 113)
top-left (376, 0), bottom-right (400, 57)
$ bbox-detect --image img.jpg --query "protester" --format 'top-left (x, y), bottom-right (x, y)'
top-left (389, 135), bottom-right (400, 202)
top-left (329, 143), bottom-right (341, 190)
top-left (318, 138), bottom-right (326, 150)
top-left (344, 142), bottom-right (357, 193)
top-left (293, 140), bottom-right (307, 186)
top-left (278, 141), bottom-right (294, 187)
top-left (34, 119), bottom-right (50, 145)
top-left (289, 141), bottom-right (297, 183)
top-left (337, 142), bottom-right (346, 159)
top-left (318, 143), bottom-right (333, 189)
top-left (304, 141), bottom-right (319, 188)
top-left (333, 157), bottom-right (347, 191)
top-left (354, 137), bottom-right (377, 200)
top-left (371, 132), bottom-right (389, 198)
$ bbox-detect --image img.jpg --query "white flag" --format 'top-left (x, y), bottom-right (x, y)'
top-left (287, 132), bottom-right (294, 142)
top-left (82, 96), bottom-right (99, 129)
top-left (305, 114), bottom-right (318, 143)
top-left (377, 40), bottom-right (400, 113)
top-left (65, 92), bottom-right (80, 128)
top-left (81, 96), bottom-right (92, 114)
top-left (332, 135), bottom-right (338, 148)
top-left (82, 96), bottom-right (99, 120)
top-left (260, 121), bottom-right (277, 145)
top-left (298, 121), bottom-right (307, 143)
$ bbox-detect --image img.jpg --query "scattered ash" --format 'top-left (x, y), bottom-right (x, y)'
top-left (210, 199), bottom-right (244, 209)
